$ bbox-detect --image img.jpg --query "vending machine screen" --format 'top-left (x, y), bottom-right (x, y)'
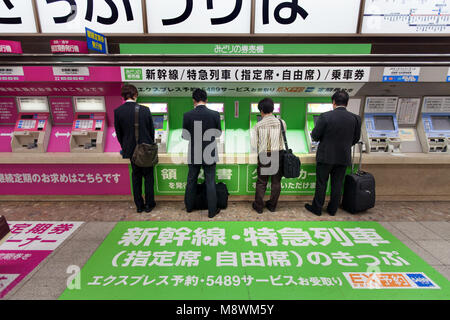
top-left (153, 115), bottom-right (164, 130)
top-left (431, 116), bottom-right (450, 130)
top-left (374, 116), bottom-right (395, 131)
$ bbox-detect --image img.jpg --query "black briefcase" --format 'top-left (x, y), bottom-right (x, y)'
top-left (342, 142), bottom-right (376, 214)
top-left (279, 119), bottom-right (301, 178)
top-left (193, 182), bottom-right (229, 210)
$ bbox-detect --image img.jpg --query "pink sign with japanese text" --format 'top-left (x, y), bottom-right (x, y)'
top-left (0, 97), bottom-right (18, 124)
top-left (0, 221), bottom-right (83, 298)
top-left (49, 97), bottom-right (74, 124)
top-left (50, 40), bottom-right (89, 54)
top-left (0, 164), bottom-right (131, 195)
top-left (0, 41), bottom-right (22, 54)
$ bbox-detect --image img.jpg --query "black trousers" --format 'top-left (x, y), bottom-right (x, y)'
top-left (312, 162), bottom-right (347, 214)
top-left (254, 152), bottom-right (283, 211)
top-left (185, 164), bottom-right (217, 215)
top-left (131, 162), bottom-right (155, 209)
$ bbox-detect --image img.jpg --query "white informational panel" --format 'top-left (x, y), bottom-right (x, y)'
top-left (362, 0), bottom-right (450, 34)
top-left (17, 97), bottom-right (49, 112)
top-left (141, 103), bottom-right (168, 113)
top-left (74, 97), bottom-right (106, 112)
top-left (206, 103), bottom-right (225, 113)
top-left (251, 103), bottom-right (281, 113)
top-left (0, 0), bottom-right (37, 33)
top-left (307, 103), bottom-right (333, 113)
top-left (364, 97), bottom-right (398, 114)
top-left (422, 97), bottom-right (450, 113)
top-left (36, 0), bottom-right (144, 33)
top-left (396, 98), bottom-right (421, 125)
top-left (254, 0), bottom-right (361, 34)
top-left (146, 0), bottom-right (251, 33)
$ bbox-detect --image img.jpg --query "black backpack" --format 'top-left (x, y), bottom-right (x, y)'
top-left (279, 119), bottom-right (301, 178)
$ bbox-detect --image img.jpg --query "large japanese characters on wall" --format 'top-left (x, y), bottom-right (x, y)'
top-left (1, 0), bottom-right (449, 35)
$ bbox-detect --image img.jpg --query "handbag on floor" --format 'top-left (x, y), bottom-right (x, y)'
top-left (279, 119), bottom-right (301, 178)
top-left (342, 142), bottom-right (376, 213)
top-left (193, 182), bottom-right (229, 210)
top-left (131, 105), bottom-right (159, 167)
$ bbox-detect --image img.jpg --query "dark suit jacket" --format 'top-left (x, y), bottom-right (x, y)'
top-left (182, 105), bottom-right (221, 165)
top-left (114, 101), bottom-right (155, 159)
top-left (311, 107), bottom-right (361, 166)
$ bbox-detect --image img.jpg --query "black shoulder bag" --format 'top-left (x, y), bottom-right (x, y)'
top-left (279, 119), bottom-right (301, 178)
top-left (131, 106), bottom-right (159, 167)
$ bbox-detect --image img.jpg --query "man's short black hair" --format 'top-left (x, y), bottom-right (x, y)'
top-left (121, 84), bottom-right (138, 100)
top-left (258, 98), bottom-right (274, 114)
top-left (331, 90), bottom-right (350, 106)
top-left (192, 88), bottom-right (207, 103)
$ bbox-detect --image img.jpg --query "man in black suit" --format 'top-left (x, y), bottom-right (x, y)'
top-left (114, 84), bottom-right (156, 213)
top-left (182, 89), bottom-right (222, 218)
top-left (305, 90), bottom-right (361, 216)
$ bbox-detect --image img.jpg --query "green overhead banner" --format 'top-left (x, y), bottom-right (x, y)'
top-left (120, 44), bottom-right (372, 55)
top-left (60, 221), bottom-right (450, 300)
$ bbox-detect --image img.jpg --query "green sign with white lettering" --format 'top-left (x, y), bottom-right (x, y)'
top-left (59, 221), bottom-right (450, 300)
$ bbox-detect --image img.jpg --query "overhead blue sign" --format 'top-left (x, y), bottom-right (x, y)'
top-left (85, 28), bottom-right (108, 54)
top-left (383, 75), bottom-right (419, 82)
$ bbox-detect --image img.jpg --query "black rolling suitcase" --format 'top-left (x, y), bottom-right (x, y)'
top-left (342, 142), bottom-right (376, 214)
top-left (193, 182), bottom-right (229, 210)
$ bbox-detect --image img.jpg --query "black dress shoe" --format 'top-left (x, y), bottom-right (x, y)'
top-left (252, 202), bottom-right (263, 214)
top-left (136, 207), bottom-right (144, 213)
top-left (209, 208), bottom-right (220, 219)
top-left (145, 203), bottom-right (156, 213)
top-left (305, 203), bottom-right (321, 216)
top-left (326, 208), bottom-right (337, 216)
top-left (265, 202), bottom-right (276, 212)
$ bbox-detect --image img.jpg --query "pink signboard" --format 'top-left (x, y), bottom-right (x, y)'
top-left (0, 66), bottom-right (121, 83)
top-left (49, 97), bottom-right (74, 124)
top-left (0, 126), bottom-right (13, 152)
top-left (0, 41), bottom-right (22, 54)
top-left (0, 250), bottom-right (51, 298)
top-left (0, 97), bottom-right (17, 124)
top-left (0, 82), bottom-right (122, 96)
top-left (47, 126), bottom-right (71, 152)
top-left (50, 40), bottom-right (88, 54)
top-left (104, 127), bottom-right (122, 153)
top-left (0, 164), bottom-right (131, 195)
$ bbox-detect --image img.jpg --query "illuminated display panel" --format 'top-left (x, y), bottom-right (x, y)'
top-left (251, 103), bottom-right (281, 113)
top-left (141, 103), bottom-right (168, 113)
top-left (18, 97), bottom-right (49, 112)
top-left (307, 103), bottom-right (333, 114)
top-left (153, 115), bottom-right (164, 130)
top-left (206, 103), bottom-right (224, 113)
top-left (74, 97), bottom-right (105, 112)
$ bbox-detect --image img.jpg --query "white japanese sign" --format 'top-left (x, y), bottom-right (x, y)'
top-left (396, 98), bottom-right (421, 125)
top-left (422, 96), bottom-right (450, 113)
top-left (254, 0), bottom-right (361, 34)
top-left (52, 66), bottom-right (90, 77)
top-left (0, 221), bottom-right (83, 250)
top-left (146, 0), bottom-right (252, 33)
top-left (122, 66), bottom-right (371, 82)
top-left (0, 0), bottom-right (37, 33)
top-left (0, 67), bottom-right (24, 76)
top-left (364, 97), bottom-right (399, 114)
top-left (362, 0), bottom-right (450, 34)
top-left (36, 0), bottom-right (144, 34)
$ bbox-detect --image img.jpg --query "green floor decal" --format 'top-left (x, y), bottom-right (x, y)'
top-left (59, 221), bottom-right (450, 300)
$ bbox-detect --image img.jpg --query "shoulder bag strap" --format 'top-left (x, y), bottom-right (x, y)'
top-left (134, 105), bottom-right (140, 144)
top-left (279, 118), bottom-right (289, 150)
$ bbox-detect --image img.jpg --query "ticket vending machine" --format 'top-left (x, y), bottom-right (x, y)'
top-left (11, 97), bottom-right (52, 153)
top-left (362, 97), bottom-right (401, 153)
top-left (70, 97), bottom-right (107, 153)
top-left (305, 103), bottom-right (333, 153)
top-left (141, 103), bottom-right (169, 153)
top-left (250, 102), bottom-right (281, 128)
top-left (206, 102), bottom-right (225, 154)
top-left (417, 97), bottom-right (450, 153)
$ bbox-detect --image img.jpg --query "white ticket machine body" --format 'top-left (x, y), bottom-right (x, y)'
top-left (362, 97), bottom-right (401, 153)
top-left (305, 103), bottom-right (333, 153)
top-left (70, 97), bottom-right (107, 152)
top-left (206, 102), bottom-right (225, 154)
top-left (418, 97), bottom-right (450, 153)
top-left (11, 97), bottom-right (52, 153)
top-left (142, 103), bottom-right (169, 153)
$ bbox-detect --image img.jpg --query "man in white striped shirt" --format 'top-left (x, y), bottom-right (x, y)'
top-left (250, 98), bottom-right (287, 214)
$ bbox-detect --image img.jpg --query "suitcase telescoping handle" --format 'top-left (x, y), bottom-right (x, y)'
top-left (352, 141), bottom-right (364, 173)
